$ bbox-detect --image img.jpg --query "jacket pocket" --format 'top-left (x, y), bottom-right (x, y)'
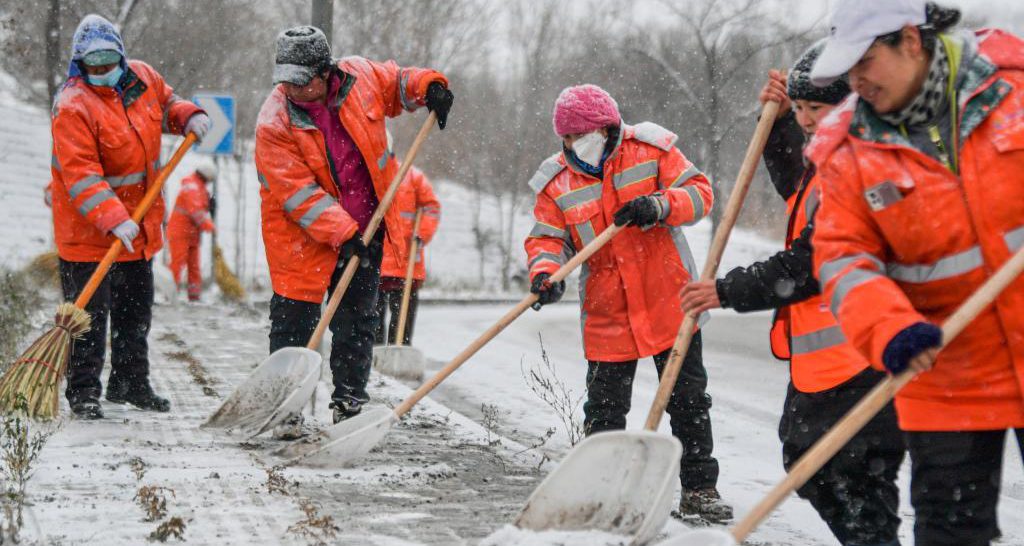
top-left (99, 125), bottom-right (132, 150)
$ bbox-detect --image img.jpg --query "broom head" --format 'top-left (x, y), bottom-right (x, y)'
top-left (0, 302), bottom-right (90, 419)
top-left (213, 245), bottom-right (245, 302)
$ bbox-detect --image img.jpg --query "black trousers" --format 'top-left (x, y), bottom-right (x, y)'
top-left (583, 332), bottom-right (719, 490)
top-left (268, 239), bottom-right (382, 403)
top-left (905, 428), bottom-right (1024, 546)
top-left (778, 368), bottom-right (905, 546)
top-left (373, 279), bottom-right (420, 346)
top-left (59, 258), bottom-right (154, 403)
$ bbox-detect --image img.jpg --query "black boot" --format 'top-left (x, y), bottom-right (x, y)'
top-left (106, 382), bottom-right (171, 412)
top-left (329, 396), bottom-right (363, 424)
top-left (70, 398), bottom-right (104, 420)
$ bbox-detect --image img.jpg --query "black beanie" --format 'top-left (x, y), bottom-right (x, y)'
top-left (788, 40), bottom-right (851, 105)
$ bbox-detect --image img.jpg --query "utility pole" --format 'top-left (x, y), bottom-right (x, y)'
top-left (311, 0), bottom-right (333, 46)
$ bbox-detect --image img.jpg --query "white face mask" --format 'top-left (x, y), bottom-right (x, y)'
top-left (571, 131), bottom-right (606, 168)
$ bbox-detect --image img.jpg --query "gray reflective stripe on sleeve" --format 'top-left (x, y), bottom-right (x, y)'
top-left (422, 206), bottom-right (441, 217)
top-left (77, 188), bottom-right (116, 217)
top-left (818, 253), bottom-right (885, 286)
top-left (831, 268), bottom-right (884, 316)
top-left (683, 186), bottom-right (704, 226)
top-left (257, 171), bottom-right (269, 190)
top-left (575, 220), bottom-right (596, 247)
top-left (529, 252), bottom-right (565, 269)
top-left (668, 225), bottom-right (699, 280)
top-left (612, 160), bottom-right (658, 190)
top-left (1005, 225), bottom-right (1024, 252)
top-left (400, 212), bottom-right (416, 219)
top-left (654, 194), bottom-right (671, 222)
top-left (399, 73), bottom-right (417, 110)
top-left (51, 155), bottom-right (61, 171)
top-left (106, 171), bottom-right (146, 188)
top-left (529, 222), bottom-right (565, 238)
top-left (298, 194), bottom-right (336, 228)
top-left (555, 183), bottom-right (602, 212)
top-left (377, 153), bottom-right (387, 170)
top-left (68, 175), bottom-right (103, 200)
top-left (791, 325), bottom-right (847, 355)
top-left (804, 188), bottom-right (821, 220)
top-left (153, 158), bottom-right (161, 172)
top-left (886, 246), bottom-right (983, 283)
top-left (284, 183), bottom-right (321, 213)
top-left (668, 164), bottom-right (703, 188)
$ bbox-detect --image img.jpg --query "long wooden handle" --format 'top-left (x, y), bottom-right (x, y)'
top-left (643, 100), bottom-right (780, 431)
top-left (731, 242), bottom-right (1024, 542)
top-left (307, 112), bottom-right (436, 350)
top-left (74, 133), bottom-right (198, 308)
top-left (394, 224), bottom-right (623, 417)
top-left (395, 208), bottom-right (423, 346)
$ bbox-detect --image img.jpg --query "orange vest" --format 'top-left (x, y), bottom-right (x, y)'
top-left (167, 173), bottom-right (214, 244)
top-left (380, 166), bottom-right (440, 280)
top-left (770, 175), bottom-right (869, 392)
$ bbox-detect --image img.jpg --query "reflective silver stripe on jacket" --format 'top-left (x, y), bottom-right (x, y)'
top-left (529, 222), bottom-right (565, 239)
top-left (886, 246), bottom-right (983, 283)
top-left (1005, 225), bottom-right (1024, 252)
top-left (683, 186), bottom-right (704, 226)
top-left (77, 188), bottom-right (116, 217)
top-left (257, 171), bottom-right (269, 190)
top-left (529, 251), bottom-right (565, 270)
top-left (818, 253), bottom-right (885, 286)
top-left (68, 175), bottom-right (103, 200)
top-left (106, 171), bottom-right (146, 188)
top-left (377, 153), bottom-right (387, 170)
top-left (51, 155), bottom-right (61, 171)
top-left (804, 188), bottom-right (820, 220)
top-left (555, 184), bottom-right (602, 212)
top-left (791, 325), bottom-right (846, 355)
top-left (400, 211), bottom-right (416, 219)
top-left (612, 160), bottom-right (658, 190)
top-left (668, 225), bottom-right (709, 327)
top-left (668, 164), bottom-right (702, 188)
top-left (284, 183), bottom-right (321, 213)
top-left (399, 73), bottom-right (417, 111)
top-left (298, 194), bottom-right (336, 228)
top-left (830, 268), bottom-right (884, 316)
top-left (575, 220), bottom-right (597, 247)
top-left (422, 205), bottom-right (441, 217)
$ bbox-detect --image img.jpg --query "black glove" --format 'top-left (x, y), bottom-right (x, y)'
top-left (425, 82), bottom-right (454, 130)
top-left (530, 272), bottom-right (565, 309)
top-left (340, 235), bottom-right (369, 268)
top-left (613, 195), bottom-right (663, 227)
top-left (882, 322), bottom-right (942, 373)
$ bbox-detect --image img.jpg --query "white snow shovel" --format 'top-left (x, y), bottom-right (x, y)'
top-left (665, 242), bottom-right (1024, 546)
top-left (516, 99), bottom-right (782, 546)
top-left (275, 223), bottom-right (625, 467)
top-left (372, 207), bottom-right (426, 381)
top-left (202, 112), bottom-right (437, 436)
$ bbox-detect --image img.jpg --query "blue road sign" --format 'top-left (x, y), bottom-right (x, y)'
top-left (191, 94), bottom-right (235, 155)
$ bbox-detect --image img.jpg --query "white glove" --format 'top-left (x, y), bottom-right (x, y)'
top-left (112, 219), bottom-right (139, 253)
top-left (185, 113), bottom-right (211, 142)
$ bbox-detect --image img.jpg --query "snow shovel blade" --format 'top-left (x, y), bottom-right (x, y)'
top-left (276, 407), bottom-right (398, 467)
top-left (372, 345), bottom-right (425, 381)
top-left (654, 529), bottom-right (736, 546)
top-left (516, 430), bottom-right (682, 545)
top-left (201, 347), bottom-right (321, 437)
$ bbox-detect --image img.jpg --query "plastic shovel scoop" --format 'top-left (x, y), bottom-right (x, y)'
top-left (276, 224), bottom-right (624, 468)
top-left (515, 100), bottom-right (782, 545)
top-left (201, 347), bottom-right (320, 436)
top-left (516, 431), bottom-right (682, 545)
top-left (372, 208), bottom-right (427, 381)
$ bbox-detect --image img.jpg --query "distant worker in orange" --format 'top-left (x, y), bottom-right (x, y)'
top-left (167, 161), bottom-right (218, 301)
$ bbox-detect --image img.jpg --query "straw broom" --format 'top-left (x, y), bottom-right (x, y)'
top-left (212, 241), bottom-right (245, 302)
top-left (0, 134), bottom-right (197, 419)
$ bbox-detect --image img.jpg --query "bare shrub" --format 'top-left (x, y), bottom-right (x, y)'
top-left (286, 499), bottom-right (339, 545)
top-left (520, 334), bottom-right (587, 447)
top-left (134, 486), bottom-right (175, 522)
top-left (149, 516), bottom-right (186, 542)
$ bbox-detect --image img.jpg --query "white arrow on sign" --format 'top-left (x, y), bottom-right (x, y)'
top-left (193, 95), bottom-right (232, 154)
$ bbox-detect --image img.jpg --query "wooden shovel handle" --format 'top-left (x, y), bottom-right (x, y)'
top-left (731, 242), bottom-right (1024, 542)
top-left (395, 208), bottom-right (423, 346)
top-left (394, 224), bottom-right (623, 417)
top-left (643, 100), bottom-right (780, 431)
top-left (307, 112), bottom-right (436, 350)
top-left (73, 133), bottom-right (198, 309)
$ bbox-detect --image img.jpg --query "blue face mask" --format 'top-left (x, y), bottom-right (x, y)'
top-left (86, 64), bottom-right (123, 87)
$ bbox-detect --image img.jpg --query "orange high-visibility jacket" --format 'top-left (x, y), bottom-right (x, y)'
top-left (810, 29), bottom-right (1024, 431)
top-left (254, 57), bottom-right (447, 302)
top-left (525, 123), bottom-right (713, 362)
top-left (380, 166), bottom-right (440, 280)
top-left (769, 174), bottom-right (870, 393)
top-left (50, 60), bottom-right (202, 262)
top-left (167, 172), bottom-right (214, 243)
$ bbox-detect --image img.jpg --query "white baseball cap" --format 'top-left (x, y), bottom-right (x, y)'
top-left (810, 0), bottom-right (927, 86)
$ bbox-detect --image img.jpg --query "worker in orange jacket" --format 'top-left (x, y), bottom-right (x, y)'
top-left (254, 26), bottom-right (452, 424)
top-left (51, 14), bottom-right (209, 419)
top-left (525, 84), bottom-right (731, 524)
top-left (808, 1), bottom-right (1024, 543)
top-left (167, 162), bottom-right (218, 301)
top-left (375, 163), bottom-right (440, 346)
top-left (680, 44), bottom-right (905, 545)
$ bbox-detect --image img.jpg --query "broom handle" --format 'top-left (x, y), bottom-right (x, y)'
top-left (394, 224), bottom-right (623, 418)
top-left (643, 100), bottom-right (779, 431)
top-left (307, 112), bottom-right (436, 350)
top-left (395, 208), bottom-right (423, 346)
top-left (74, 133), bottom-right (198, 308)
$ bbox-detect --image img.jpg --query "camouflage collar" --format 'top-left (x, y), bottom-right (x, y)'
top-left (285, 66), bottom-right (356, 130)
top-left (120, 66), bottom-right (147, 107)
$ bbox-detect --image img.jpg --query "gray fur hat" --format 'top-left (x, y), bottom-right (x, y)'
top-left (788, 40), bottom-right (851, 105)
top-left (273, 26), bottom-right (332, 86)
